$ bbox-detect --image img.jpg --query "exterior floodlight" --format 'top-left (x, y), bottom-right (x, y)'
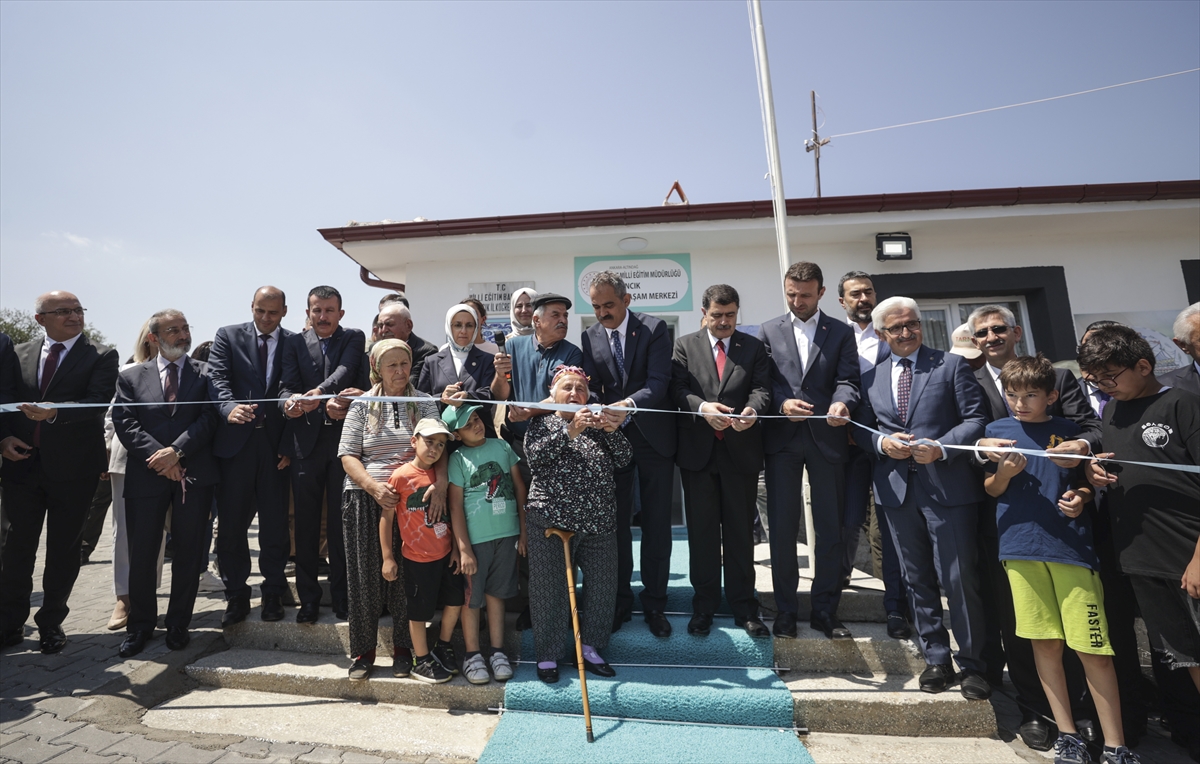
top-left (876, 233), bottom-right (913, 261)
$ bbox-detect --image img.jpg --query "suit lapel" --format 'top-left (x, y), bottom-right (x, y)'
top-left (142, 361), bottom-right (165, 404)
top-left (17, 341), bottom-right (40, 395)
top-left (304, 329), bottom-right (323, 376)
top-left (458, 348), bottom-right (477, 384)
top-left (244, 323), bottom-right (264, 388)
top-left (44, 336), bottom-right (88, 397)
top-left (591, 324), bottom-right (620, 390)
top-left (873, 358), bottom-right (896, 425)
top-left (178, 357), bottom-right (203, 402)
top-left (906, 346), bottom-right (935, 426)
top-left (805, 313), bottom-right (831, 377)
top-left (775, 315), bottom-right (803, 385)
top-left (622, 313), bottom-right (643, 379)
top-left (975, 366), bottom-right (1006, 420)
top-left (718, 332), bottom-right (747, 397)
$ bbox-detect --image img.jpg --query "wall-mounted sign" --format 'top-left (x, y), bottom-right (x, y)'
top-left (467, 281), bottom-right (536, 338)
top-left (573, 254), bottom-right (692, 314)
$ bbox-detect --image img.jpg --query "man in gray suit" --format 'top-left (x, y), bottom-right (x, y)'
top-left (844, 296), bottom-right (991, 699)
top-left (759, 262), bottom-right (860, 641)
top-left (1164, 303), bottom-right (1200, 395)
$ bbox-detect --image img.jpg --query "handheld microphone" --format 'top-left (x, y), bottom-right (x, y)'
top-left (492, 332), bottom-right (512, 383)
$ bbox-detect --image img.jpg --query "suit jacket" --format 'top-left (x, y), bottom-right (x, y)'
top-left (406, 331), bottom-right (440, 386)
top-left (113, 357), bottom-right (220, 497)
top-left (0, 332), bottom-right (17, 406)
top-left (855, 344), bottom-right (988, 507)
top-left (581, 311), bottom-right (677, 459)
top-left (974, 364), bottom-right (1102, 450)
top-left (760, 310), bottom-right (860, 462)
top-left (1162, 361), bottom-right (1200, 396)
top-left (278, 326), bottom-right (367, 459)
top-left (208, 322), bottom-right (294, 459)
top-left (416, 345), bottom-right (498, 403)
top-left (670, 329), bottom-right (771, 475)
top-left (0, 334), bottom-right (118, 481)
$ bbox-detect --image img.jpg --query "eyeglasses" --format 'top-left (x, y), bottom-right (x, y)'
top-left (39, 307), bottom-right (87, 317)
top-left (882, 320), bottom-right (921, 337)
top-left (1081, 367), bottom-right (1128, 390)
top-left (160, 325), bottom-right (190, 336)
top-left (972, 324), bottom-right (1010, 339)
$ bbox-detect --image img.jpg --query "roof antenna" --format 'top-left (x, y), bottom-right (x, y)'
top-left (662, 180), bottom-right (690, 206)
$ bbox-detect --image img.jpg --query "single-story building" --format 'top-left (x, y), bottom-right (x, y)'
top-left (318, 179), bottom-right (1200, 370)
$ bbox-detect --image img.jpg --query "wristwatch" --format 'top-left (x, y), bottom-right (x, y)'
top-left (171, 446), bottom-right (185, 463)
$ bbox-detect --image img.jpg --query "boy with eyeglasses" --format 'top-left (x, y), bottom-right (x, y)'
top-left (1080, 326), bottom-right (1200, 710)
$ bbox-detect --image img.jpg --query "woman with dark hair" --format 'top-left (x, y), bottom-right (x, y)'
top-left (417, 304), bottom-right (510, 438)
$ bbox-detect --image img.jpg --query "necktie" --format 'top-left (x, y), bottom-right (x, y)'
top-left (33, 342), bottom-right (65, 447)
top-left (1096, 390), bottom-right (1111, 417)
top-left (611, 329), bottom-right (626, 386)
top-left (165, 361), bottom-right (179, 415)
top-left (319, 337), bottom-right (330, 355)
top-left (897, 358), bottom-right (915, 471)
top-left (259, 334), bottom-right (270, 385)
top-left (714, 340), bottom-right (727, 441)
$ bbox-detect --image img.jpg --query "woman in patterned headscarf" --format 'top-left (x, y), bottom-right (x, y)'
top-left (337, 338), bottom-right (443, 681)
top-left (524, 365), bottom-right (631, 684)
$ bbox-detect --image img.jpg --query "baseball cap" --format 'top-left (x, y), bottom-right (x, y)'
top-left (441, 404), bottom-right (482, 432)
top-left (412, 418), bottom-right (453, 439)
top-left (948, 323), bottom-right (983, 359)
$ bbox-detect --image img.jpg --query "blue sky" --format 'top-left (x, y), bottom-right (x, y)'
top-left (2, 0), bottom-right (1197, 355)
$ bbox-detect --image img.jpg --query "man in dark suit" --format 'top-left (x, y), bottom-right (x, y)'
top-left (112, 309), bottom-right (219, 657)
top-left (582, 271), bottom-right (677, 637)
top-left (376, 302), bottom-right (438, 384)
top-left (847, 296), bottom-right (991, 699)
top-left (208, 286), bottom-right (294, 627)
top-left (280, 286), bottom-right (366, 623)
top-left (1164, 303), bottom-right (1200, 394)
top-left (0, 331), bottom-right (18, 554)
top-left (671, 284), bottom-right (772, 638)
top-left (0, 292), bottom-right (119, 653)
top-left (759, 262), bottom-right (860, 641)
top-left (966, 303), bottom-right (1105, 747)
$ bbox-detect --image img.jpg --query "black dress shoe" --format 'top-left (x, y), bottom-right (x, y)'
top-left (582, 658), bottom-right (616, 678)
top-left (918, 663), bottom-right (955, 693)
top-left (644, 611), bottom-right (672, 638)
top-left (333, 608), bottom-right (348, 621)
top-left (1018, 717), bottom-right (1055, 751)
top-left (537, 665), bottom-right (559, 683)
top-left (772, 612), bottom-right (798, 639)
top-left (165, 626), bottom-right (190, 650)
top-left (261, 595), bottom-right (285, 622)
top-left (611, 607), bottom-right (632, 634)
top-left (687, 613), bottom-right (712, 636)
top-left (222, 597), bottom-right (251, 628)
top-left (296, 602), bottom-right (320, 624)
top-left (119, 630), bottom-right (152, 658)
top-left (2, 628), bottom-right (25, 649)
top-left (959, 670), bottom-right (992, 700)
top-left (810, 611), bottom-right (852, 640)
top-left (39, 626), bottom-right (68, 655)
top-left (886, 612), bottom-right (912, 639)
top-left (740, 618), bottom-right (770, 638)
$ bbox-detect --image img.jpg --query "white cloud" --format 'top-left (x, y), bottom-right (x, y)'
top-left (63, 232), bottom-right (92, 247)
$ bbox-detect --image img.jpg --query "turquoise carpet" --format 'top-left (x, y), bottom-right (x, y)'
top-left (478, 532), bottom-right (813, 764)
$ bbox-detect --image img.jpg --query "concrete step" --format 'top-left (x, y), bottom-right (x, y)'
top-left (772, 620), bottom-right (926, 675)
top-left (787, 672), bottom-right (997, 737)
top-left (281, 578), bottom-right (332, 607)
top-left (187, 648), bottom-right (505, 713)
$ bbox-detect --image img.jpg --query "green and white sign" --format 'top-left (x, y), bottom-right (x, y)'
top-left (574, 253), bottom-right (692, 314)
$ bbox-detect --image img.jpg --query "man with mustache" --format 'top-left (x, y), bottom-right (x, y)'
top-left (112, 309), bottom-right (220, 657)
top-left (505, 292), bottom-right (583, 451)
top-left (280, 286), bottom-right (367, 624)
top-left (0, 291), bottom-right (119, 654)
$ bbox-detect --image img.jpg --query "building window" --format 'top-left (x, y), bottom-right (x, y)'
top-left (916, 296), bottom-right (1035, 355)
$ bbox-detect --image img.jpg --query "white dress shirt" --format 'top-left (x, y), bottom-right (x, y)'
top-left (707, 330), bottom-right (730, 362)
top-left (792, 310), bottom-right (820, 373)
top-left (849, 320), bottom-right (880, 376)
top-left (37, 333), bottom-right (81, 389)
top-left (603, 311), bottom-right (631, 362)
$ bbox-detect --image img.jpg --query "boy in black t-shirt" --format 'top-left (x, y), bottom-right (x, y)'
top-left (1080, 326), bottom-right (1200, 708)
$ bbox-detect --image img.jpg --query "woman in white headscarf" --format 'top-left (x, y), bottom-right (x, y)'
top-left (417, 304), bottom-right (511, 438)
top-left (507, 288), bottom-right (538, 340)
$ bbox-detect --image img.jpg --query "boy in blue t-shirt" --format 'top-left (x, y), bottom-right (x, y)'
top-left (984, 355), bottom-right (1139, 764)
top-left (443, 404), bottom-right (527, 685)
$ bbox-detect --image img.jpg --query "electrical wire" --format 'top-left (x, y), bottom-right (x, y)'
top-left (827, 67), bottom-right (1200, 140)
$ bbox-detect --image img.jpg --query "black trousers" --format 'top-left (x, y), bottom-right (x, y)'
top-left (765, 427), bottom-right (845, 616)
top-left (0, 457), bottom-right (99, 632)
top-left (217, 427), bottom-right (290, 601)
top-left (681, 439), bottom-right (759, 623)
top-left (125, 481), bottom-right (215, 634)
top-left (79, 478), bottom-right (113, 561)
top-left (614, 425), bottom-right (675, 615)
top-left (292, 426), bottom-right (347, 611)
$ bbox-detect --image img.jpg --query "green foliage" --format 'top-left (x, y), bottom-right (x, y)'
top-left (0, 307), bottom-right (113, 353)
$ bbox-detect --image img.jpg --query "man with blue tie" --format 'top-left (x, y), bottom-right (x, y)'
top-left (208, 287), bottom-right (294, 628)
top-left (843, 296), bottom-right (991, 699)
top-left (759, 263), bottom-right (860, 641)
top-left (582, 271), bottom-right (677, 637)
top-left (280, 286), bottom-right (367, 624)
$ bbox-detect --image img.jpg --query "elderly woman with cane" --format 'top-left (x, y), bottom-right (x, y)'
top-left (525, 365), bottom-right (631, 685)
top-left (338, 338), bottom-right (445, 681)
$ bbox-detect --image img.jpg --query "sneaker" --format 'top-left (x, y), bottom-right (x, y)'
top-left (1055, 734), bottom-right (1093, 764)
top-left (463, 653), bottom-right (490, 685)
top-left (392, 647), bottom-right (412, 678)
top-left (489, 650), bottom-right (514, 681)
top-left (431, 640), bottom-right (459, 675)
top-left (197, 569), bottom-right (225, 593)
top-left (1101, 747), bottom-right (1141, 764)
top-left (410, 655), bottom-right (451, 684)
top-left (348, 657), bottom-right (372, 681)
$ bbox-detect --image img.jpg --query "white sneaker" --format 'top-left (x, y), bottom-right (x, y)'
top-left (463, 653), bottom-right (490, 685)
top-left (489, 650), bottom-right (513, 681)
top-left (197, 569), bottom-right (225, 592)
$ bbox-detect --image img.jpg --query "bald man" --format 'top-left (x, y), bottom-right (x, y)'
top-left (0, 291), bottom-right (119, 653)
top-left (376, 303), bottom-right (438, 384)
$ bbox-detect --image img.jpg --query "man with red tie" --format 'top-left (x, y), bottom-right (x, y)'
top-left (0, 291), bottom-right (119, 654)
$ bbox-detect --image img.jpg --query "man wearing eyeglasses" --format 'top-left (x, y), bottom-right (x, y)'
top-left (966, 304), bottom-right (1105, 751)
top-left (1163, 303), bottom-right (1200, 395)
top-left (0, 292), bottom-right (119, 654)
top-left (838, 296), bottom-right (990, 699)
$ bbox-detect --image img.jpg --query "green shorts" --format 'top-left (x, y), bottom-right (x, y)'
top-left (1004, 559), bottom-right (1114, 656)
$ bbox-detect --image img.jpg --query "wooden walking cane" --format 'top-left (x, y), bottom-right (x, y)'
top-left (545, 527), bottom-right (594, 743)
